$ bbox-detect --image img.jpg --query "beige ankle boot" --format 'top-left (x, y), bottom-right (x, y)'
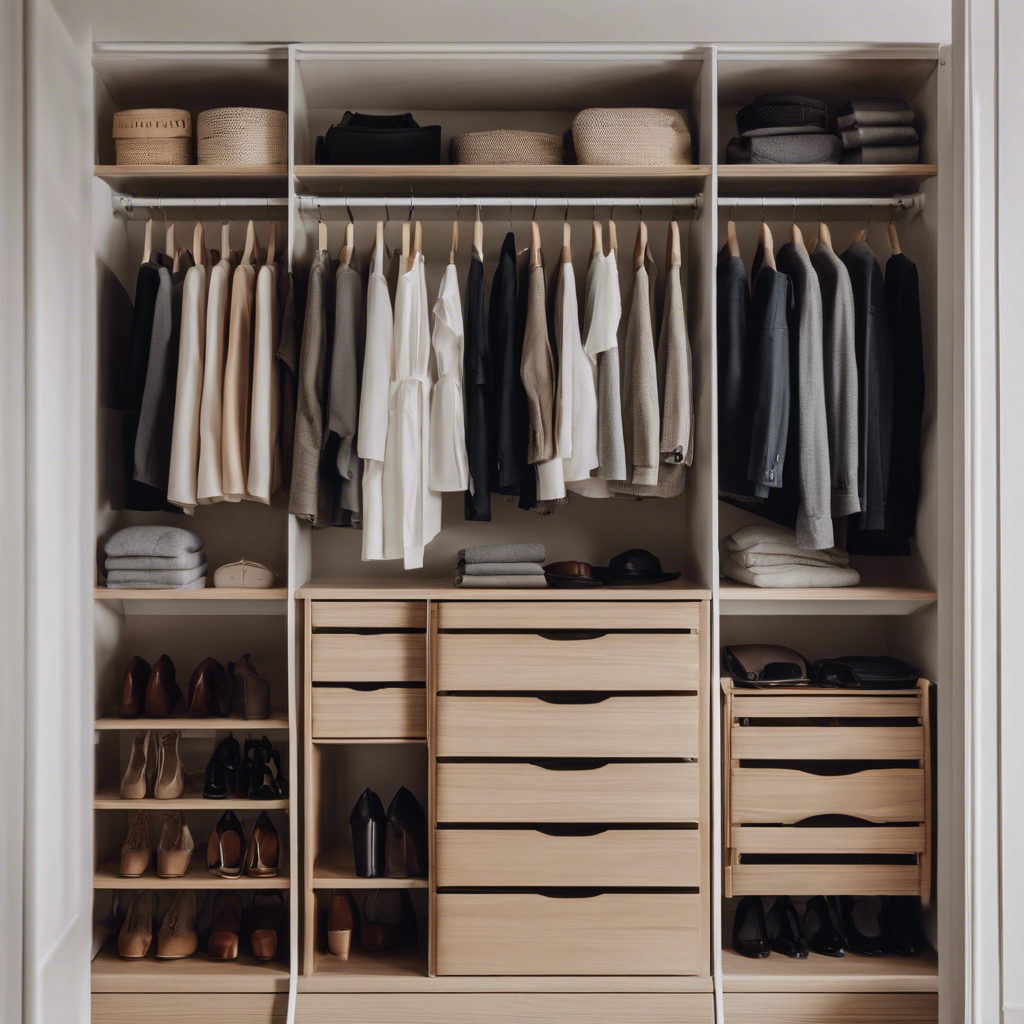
top-left (154, 731), bottom-right (185, 800)
top-left (117, 891), bottom-right (156, 959)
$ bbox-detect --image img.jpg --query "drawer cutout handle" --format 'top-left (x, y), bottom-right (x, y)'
top-left (527, 758), bottom-right (610, 772)
top-left (537, 889), bottom-right (604, 899)
top-left (536, 693), bottom-right (613, 705)
top-left (537, 630), bottom-right (608, 641)
top-left (535, 825), bottom-right (609, 837)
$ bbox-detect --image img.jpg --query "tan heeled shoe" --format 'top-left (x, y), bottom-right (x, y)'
top-left (208, 892), bottom-right (242, 960)
top-left (327, 890), bottom-right (354, 959)
top-left (156, 890), bottom-right (199, 960)
top-left (156, 811), bottom-right (194, 877)
top-left (117, 891), bottom-right (156, 959)
top-left (121, 731), bottom-right (154, 799)
top-left (243, 812), bottom-right (280, 878)
top-left (119, 811), bottom-right (153, 877)
top-left (154, 731), bottom-right (185, 800)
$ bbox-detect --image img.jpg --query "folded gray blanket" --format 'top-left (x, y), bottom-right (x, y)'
top-left (726, 133), bottom-right (841, 164)
top-left (458, 562), bottom-right (546, 576)
top-left (458, 543), bottom-right (545, 564)
top-left (721, 555), bottom-right (860, 589)
top-left (723, 524), bottom-right (848, 558)
top-left (841, 144), bottom-right (920, 164)
top-left (105, 551), bottom-right (207, 571)
top-left (731, 551), bottom-right (850, 569)
top-left (105, 576), bottom-right (208, 590)
top-left (455, 575), bottom-right (549, 588)
top-left (841, 125), bottom-right (919, 150)
top-left (837, 98), bottom-right (915, 127)
top-left (105, 525), bottom-right (204, 558)
top-left (105, 562), bottom-right (208, 586)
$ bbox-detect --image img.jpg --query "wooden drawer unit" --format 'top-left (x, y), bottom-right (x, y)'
top-left (435, 892), bottom-right (701, 975)
top-left (436, 694), bottom-right (697, 758)
top-left (723, 679), bottom-right (931, 898)
top-left (722, 992), bottom-right (938, 1024)
top-left (436, 760), bottom-right (700, 823)
top-left (310, 684), bottom-right (425, 739)
top-left (309, 600), bottom-right (425, 683)
top-left (436, 826), bottom-right (699, 887)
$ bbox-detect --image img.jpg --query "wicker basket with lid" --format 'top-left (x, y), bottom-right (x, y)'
top-left (572, 108), bottom-right (693, 166)
top-left (196, 107), bottom-right (287, 166)
top-left (112, 108), bottom-right (192, 165)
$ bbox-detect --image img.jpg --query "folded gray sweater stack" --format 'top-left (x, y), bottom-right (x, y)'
top-left (838, 99), bottom-right (920, 164)
top-left (720, 524), bottom-right (860, 588)
top-left (455, 543), bottom-right (549, 588)
top-left (103, 526), bottom-right (207, 589)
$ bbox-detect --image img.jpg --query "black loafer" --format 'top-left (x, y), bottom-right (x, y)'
top-left (732, 896), bottom-right (771, 959)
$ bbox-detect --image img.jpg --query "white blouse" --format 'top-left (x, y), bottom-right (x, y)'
top-left (428, 263), bottom-right (469, 492)
top-left (196, 253), bottom-right (234, 504)
top-left (246, 261), bottom-right (281, 503)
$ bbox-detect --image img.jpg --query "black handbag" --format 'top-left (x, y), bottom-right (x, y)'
top-left (812, 656), bottom-right (920, 690)
top-left (315, 112), bottom-right (442, 165)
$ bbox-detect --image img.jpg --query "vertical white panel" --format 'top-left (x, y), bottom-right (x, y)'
top-left (23, 1), bottom-right (93, 1022)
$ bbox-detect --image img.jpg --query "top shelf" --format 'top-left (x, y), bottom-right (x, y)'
top-left (94, 165), bottom-right (288, 197)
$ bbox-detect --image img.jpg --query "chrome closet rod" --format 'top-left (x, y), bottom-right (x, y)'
top-left (111, 194), bottom-right (289, 214)
top-left (296, 195), bottom-right (703, 211)
top-left (717, 195), bottom-right (925, 211)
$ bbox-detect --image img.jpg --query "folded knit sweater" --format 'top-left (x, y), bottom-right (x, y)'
top-left (105, 525), bottom-right (204, 558)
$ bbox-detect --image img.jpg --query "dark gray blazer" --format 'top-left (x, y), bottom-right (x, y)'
top-left (716, 245), bottom-right (751, 496)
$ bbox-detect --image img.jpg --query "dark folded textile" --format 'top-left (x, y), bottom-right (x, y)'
top-left (841, 125), bottom-right (919, 150)
top-left (837, 98), bottom-right (914, 124)
top-left (841, 144), bottom-right (920, 164)
top-left (743, 125), bottom-right (828, 138)
top-left (736, 94), bottom-right (828, 135)
top-left (727, 134), bottom-right (841, 164)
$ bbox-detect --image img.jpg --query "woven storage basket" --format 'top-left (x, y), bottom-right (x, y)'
top-left (112, 108), bottom-right (192, 165)
top-left (196, 107), bottom-right (287, 166)
top-left (450, 129), bottom-right (564, 165)
top-left (572, 108), bottom-right (693, 166)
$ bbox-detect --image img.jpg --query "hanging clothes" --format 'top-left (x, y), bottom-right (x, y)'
top-left (847, 249), bottom-right (924, 555)
top-left (247, 259), bottom-right (282, 504)
top-left (359, 233), bottom-right (395, 560)
top-left (519, 251), bottom-right (566, 509)
top-left (429, 263), bottom-right (469, 492)
top-left (382, 252), bottom-right (441, 569)
top-left (463, 243), bottom-right (491, 521)
top-left (196, 249), bottom-right (235, 504)
top-left (221, 249), bottom-right (259, 501)
top-left (809, 239), bottom-right (861, 517)
top-left (321, 257), bottom-right (363, 526)
top-left (840, 239), bottom-right (894, 532)
top-left (276, 269), bottom-right (297, 494)
top-left (288, 249), bottom-right (332, 524)
top-left (134, 251), bottom-right (194, 498)
top-left (611, 246), bottom-right (660, 496)
top-left (716, 243), bottom-right (752, 497)
top-left (166, 254), bottom-right (210, 511)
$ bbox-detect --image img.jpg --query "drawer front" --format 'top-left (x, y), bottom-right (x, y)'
top-left (435, 892), bottom-right (701, 975)
top-left (730, 768), bottom-right (925, 823)
top-left (732, 693), bottom-right (922, 718)
top-left (311, 600), bottom-right (426, 629)
top-left (436, 827), bottom-right (699, 888)
top-left (311, 633), bottom-right (425, 683)
top-left (436, 761), bottom-right (699, 823)
top-left (731, 824), bottom-right (926, 855)
top-left (311, 685), bottom-right (426, 739)
top-left (436, 632), bottom-right (698, 691)
top-left (731, 725), bottom-right (925, 760)
top-left (436, 601), bottom-right (700, 631)
top-left (722, 993), bottom-right (937, 1024)
top-left (728, 861), bottom-right (923, 897)
top-left (95, 996), bottom-right (286, 1021)
top-left (436, 695), bottom-right (697, 758)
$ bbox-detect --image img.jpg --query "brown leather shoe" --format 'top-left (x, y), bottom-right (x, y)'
top-left (230, 654), bottom-right (272, 720)
top-left (247, 891), bottom-right (285, 961)
top-left (327, 891), bottom-right (354, 959)
top-left (120, 657), bottom-right (151, 718)
top-left (119, 811), bottom-right (153, 877)
top-left (243, 812), bottom-right (280, 878)
top-left (208, 892), bottom-right (242, 960)
top-left (156, 890), bottom-right (199, 960)
top-left (117, 892), bottom-right (156, 959)
top-left (188, 658), bottom-right (230, 718)
top-left (144, 655), bottom-right (181, 718)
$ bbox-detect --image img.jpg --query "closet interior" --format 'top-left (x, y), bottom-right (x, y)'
top-left (91, 42), bottom-right (951, 1024)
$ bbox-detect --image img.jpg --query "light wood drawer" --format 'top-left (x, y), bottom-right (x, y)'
top-left (436, 761), bottom-right (699, 823)
top-left (731, 824), bottom-right (926, 855)
top-left (436, 695), bottom-right (697, 758)
top-left (731, 724), bottom-right (924, 760)
top-left (435, 892), bottom-right (701, 975)
top-left (732, 692), bottom-right (922, 718)
top-left (95, 995), bottom-right (286, 1021)
top-left (436, 826), bottom-right (699, 887)
top-left (436, 600), bottom-right (700, 631)
top-left (310, 633), bottom-right (425, 683)
top-left (722, 992), bottom-right (937, 1024)
top-left (728, 861), bottom-right (923, 897)
top-left (311, 600), bottom-right (425, 629)
top-left (436, 632), bottom-right (698, 691)
top-left (730, 768), bottom-right (925, 823)
top-left (311, 685), bottom-right (425, 739)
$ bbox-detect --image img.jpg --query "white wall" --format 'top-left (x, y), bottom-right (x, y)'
top-left (60, 0), bottom-right (950, 44)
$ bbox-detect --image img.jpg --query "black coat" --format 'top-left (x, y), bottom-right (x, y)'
top-left (463, 251), bottom-right (491, 521)
top-left (717, 245), bottom-right (752, 496)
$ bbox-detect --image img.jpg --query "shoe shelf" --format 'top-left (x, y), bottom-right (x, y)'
top-left (95, 783), bottom-right (289, 811)
top-left (94, 859), bottom-right (291, 889)
top-left (306, 943), bottom-right (428, 984)
top-left (94, 711), bottom-right (289, 731)
top-left (312, 846), bottom-right (428, 890)
top-left (718, 581), bottom-right (938, 616)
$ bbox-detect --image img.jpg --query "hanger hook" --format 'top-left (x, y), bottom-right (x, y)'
top-left (455, 198), bottom-right (460, 221)
top-left (533, 197), bottom-right (538, 221)
top-left (193, 196), bottom-right (197, 222)
top-left (564, 198), bottom-right (569, 223)
top-left (889, 201), bottom-right (897, 225)
top-left (160, 199), bottom-right (167, 224)
top-left (509, 198), bottom-right (514, 229)
top-left (346, 197), bottom-right (354, 224)
top-left (408, 190), bottom-right (415, 222)
top-left (793, 196), bottom-right (797, 222)
top-left (316, 202), bottom-right (323, 225)
top-left (865, 204), bottom-right (873, 232)
top-left (761, 196), bottom-right (765, 223)
top-left (637, 196), bottom-right (643, 220)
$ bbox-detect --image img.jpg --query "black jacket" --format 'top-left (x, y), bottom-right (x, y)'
top-left (717, 245), bottom-right (752, 495)
top-left (463, 251), bottom-right (491, 521)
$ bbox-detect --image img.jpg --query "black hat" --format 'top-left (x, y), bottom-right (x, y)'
top-left (592, 549), bottom-right (680, 586)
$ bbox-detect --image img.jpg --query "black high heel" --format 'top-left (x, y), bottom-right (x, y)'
top-left (765, 896), bottom-right (808, 958)
top-left (203, 735), bottom-right (241, 799)
top-left (879, 895), bottom-right (923, 956)
top-left (360, 889), bottom-right (417, 952)
top-left (384, 787), bottom-right (427, 878)
top-left (803, 895), bottom-right (847, 957)
top-left (350, 788), bottom-right (386, 878)
top-left (246, 736), bottom-right (286, 800)
top-left (838, 896), bottom-right (885, 956)
top-left (732, 896), bottom-right (771, 959)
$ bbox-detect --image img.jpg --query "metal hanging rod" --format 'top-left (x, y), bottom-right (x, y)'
top-left (297, 194), bottom-right (703, 214)
top-left (717, 194), bottom-right (925, 212)
top-left (111, 194), bottom-right (289, 215)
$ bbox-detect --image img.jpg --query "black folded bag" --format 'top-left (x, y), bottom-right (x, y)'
top-left (315, 112), bottom-right (442, 165)
top-left (813, 656), bottom-right (920, 689)
top-left (736, 93), bottom-right (829, 135)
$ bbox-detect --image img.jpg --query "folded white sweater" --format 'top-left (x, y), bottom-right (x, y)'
top-left (721, 554), bottom-right (860, 588)
top-left (722, 524), bottom-right (850, 565)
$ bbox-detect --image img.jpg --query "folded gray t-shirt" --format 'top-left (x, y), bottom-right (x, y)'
top-left (458, 543), bottom-right (545, 564)
top-left (104, 525), bottom-right (204, 558)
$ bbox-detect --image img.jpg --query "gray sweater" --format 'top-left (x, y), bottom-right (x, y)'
top-left (810, 241), bottom-right (861, 517)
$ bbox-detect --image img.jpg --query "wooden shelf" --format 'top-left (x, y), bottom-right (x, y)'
top-left (95, 859), bottom-right (289, 889)
top-left (309, 944), bottom-right (428, 983)
top-left (718, 163), bottom-right (938, 196)
top-left (94, 711), bottom-right (289, 731)
top-left (294, 163), bottom-right (710, 198)
top-left (95, 783), bottom-right (289, 811)
top-left (95, 587), bottom-right (288, 600)
top-left (298, 578), bottom-right (710, 600)
top-left (91, 941), bottom-right (289, 992)
top-left (718, 581), bottom-right (937, 616)
top-left (94, 164), bottom-right (287, 197)
top-left (312, 847), bottom-right (428, 889)
top-left (95, 586), bottom-right (288, 616)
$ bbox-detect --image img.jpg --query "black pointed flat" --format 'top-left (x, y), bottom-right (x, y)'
top-left (766, 895), bottom-right (808, 958)
top-left (732, 896), bottom-right (771, 959)
top-left (803, 895), bottom-right (846, 957)
top-left (839, 895), bottom-right (885, 956)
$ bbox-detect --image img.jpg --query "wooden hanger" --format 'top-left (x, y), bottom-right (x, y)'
top-left (317, 205), bottom-right (328, 252)
top-left (592, 218), bottom-right (603, 257)
top-left (242, 219), bottom-right (261, 266)
top-left (666, 219), bottom-right (681, 266)
top-left (561, 214), bottom-right (572, 265)
top-left (726, 218), bottom-right (740, 258)
top-left (165, 220), bottom-right (176, 262)
top-left (633, 219), bottom-right (647, 270)
top-left (473, 207), bottom-right (484, 256)
top-left (267, 219), bottom-right (277, 265)
top-left (758, 220), bottom-right (776, 271)
top-left (413, 220), bottom-right (423, 258)
top-left (192, 220), bottom-right (207, 267)
top-left (607, 217), bottom-right (618, 255)
top-left (375, 220), bottom-right (384, 257)
top-left (887, 205), bottom-right (902, 255)
top-left (449, 219), bottom-right (458, 265)
top-left (819, 221), bottom-right (832, 250)
top-left (847, 205), bottom-right (872, 249)
top-left (220, 220), bottom-right (231, 261)
top-left (401, 220), bottom-right (411, 269)
top-left (142, 218), bottom-right (153, 265)
top-left (530, 220), bottom-right (542, 268)
top-left (807, 235), bottom-right (819, 252)
top-left (338, 200), bottom-right (353, 266)
top-left (790, 221), bottom-right (805, 248)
